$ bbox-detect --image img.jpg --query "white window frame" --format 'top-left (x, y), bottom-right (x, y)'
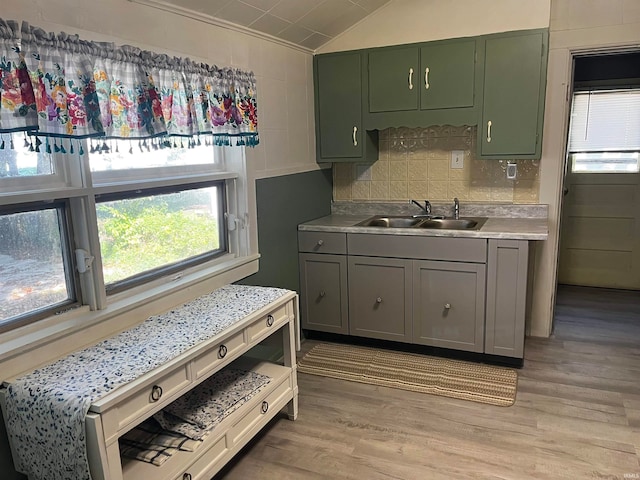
top-left (0, 136), bottom-right (255, 349)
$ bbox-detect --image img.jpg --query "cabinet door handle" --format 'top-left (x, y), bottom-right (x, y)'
top-left (444, 303), bottom-right (451, 310)
top-left (425, 67), bottom-right (430, 90)
top-left (183, 474), bottom-right (192, 480)
top-left (319, 291), bottom-right (326, 298)
top-left (408, 67), bottom-right (414, 90)
top-left (266, 314), bottom-right (274, 327)
top-left (376, 297), bottom-right (383, 304)
top-left (352, 126), bottom-right (358, 146)
top-left (487, 120), bottom-right (492, 143)
top-left (150, 385), bottom-right (163, 402)
top-left (316, 239), bottom-right (324, 247)
top-left (261, 400), bottom-right (269, 414)
top-left (218, 344), bottom-right (228, 358)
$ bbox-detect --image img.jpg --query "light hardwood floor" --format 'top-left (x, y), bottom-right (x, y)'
top-left (216, 285), bottom-right (640, 479)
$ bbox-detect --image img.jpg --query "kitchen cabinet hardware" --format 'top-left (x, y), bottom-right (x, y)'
top-left (150, 385), bottom-right (163, 402)
top-left (444, 303), bottom-right (451, 310)
top-left (408, 67), bottom-right (414, 90)
top-left (487, 120), bottom-right (492, 143)
top-left (352, 126), bottom-right (358, 146)
top-left (266, 314), bottom-right (275, 327)
top-left (261, 401), bottom-right (269, 414)
top-left (376, 297), bottom-right (383, 304)
top-left (218, 344), bottom-right (227, 358)
top-left (425, 67), bottom-right (430, 89)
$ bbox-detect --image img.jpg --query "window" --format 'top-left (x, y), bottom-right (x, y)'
top-left (96, 183), bottom-right (226, 292)
top-left (0, 203), bottom-right (77, 332)
top-left (568, 89), bottom-right (640, 172)
top-left (0, 132), bottom-right (247, 332)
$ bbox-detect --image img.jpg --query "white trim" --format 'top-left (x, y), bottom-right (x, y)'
top-left (128, 0), bottom-right (314, 55)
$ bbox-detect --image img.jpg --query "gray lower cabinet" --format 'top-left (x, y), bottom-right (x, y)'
top-left (298, 230), bottom-right (531, 359)
top-left (485, 239), bottom-right (529, 357)
top-left (413, 260), bottom-right (486, 352)
top-left (348, 256), bottom-right (412, 342)
top-left (299, 253), bottom-right (349, 335)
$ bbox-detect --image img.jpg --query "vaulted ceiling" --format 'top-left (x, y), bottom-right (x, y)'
top-left (134, 0), bottom-right (392, 51)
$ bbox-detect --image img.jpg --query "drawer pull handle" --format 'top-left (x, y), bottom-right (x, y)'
top-left (376, 297), bottom-right (382, 304)
top-left (487, 120), bottom-right (492, 143)
top-left (352, 126), bottom-right (358, 146)
top-left (319, 291), bottom-right (326, 298)
top-left (408, 67), bottom-right (414, 90)
top-left (444, 303), bottom-right (451, 310)
top-left (218, 344), bottom-right (228, 358)
top-left (316, 239), bottom-right (324, 247)
top-left (261, 401), bottom-right (269, 414)
top-left (150, 385), bottom-right (163, 402)
top-left (425, 66), bottom-right (430, 89)
top-left (266, 314), bottom-right (274, 327)
top-left (183, 474), bottom-right (192, 480)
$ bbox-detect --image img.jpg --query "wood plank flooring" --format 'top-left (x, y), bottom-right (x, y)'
top-left (215, 285), bottom-right (640, 480)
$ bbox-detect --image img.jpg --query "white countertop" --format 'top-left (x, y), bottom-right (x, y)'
top-left (298, 214), bottom-right (548, 240)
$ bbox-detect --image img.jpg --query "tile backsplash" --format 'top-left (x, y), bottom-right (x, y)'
top-left (333, 126), bottom-right (540, 204)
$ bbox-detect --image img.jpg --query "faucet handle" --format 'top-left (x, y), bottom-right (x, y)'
top-left (453, 197), bottom-right (460, 219)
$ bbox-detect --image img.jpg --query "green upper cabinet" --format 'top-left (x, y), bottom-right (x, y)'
top-left (368, 46), bottom-right (419, 113)
top-left (314, 51), bottom-right (378, 163)
top-left (478, 30), bottom-right (548, 159)
top-left (365, 39), bottom-right (477, 129)
top-left (420, 41), bottom-right (475, 110)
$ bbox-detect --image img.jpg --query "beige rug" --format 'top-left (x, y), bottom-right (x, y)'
top-left (297, 343), bottom-right (517, 407)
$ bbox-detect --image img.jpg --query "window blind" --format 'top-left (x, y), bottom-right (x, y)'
top-left (568, 89), bottom-right (640, 153)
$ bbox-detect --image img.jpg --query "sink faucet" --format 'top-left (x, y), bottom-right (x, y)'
top-left (453, 197), bottom-right (460, 219)
top-left (411, 199), bottom-right (431, 216)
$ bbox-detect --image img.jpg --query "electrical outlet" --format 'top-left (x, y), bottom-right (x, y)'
top-left (506, 162), bottom-right (517, 179)
top-left (451, 150), bottom-right (464, 169)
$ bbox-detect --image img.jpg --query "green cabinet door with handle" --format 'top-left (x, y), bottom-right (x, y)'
top-left (420, 40), bottom-right (475, 111)
top-left (368, 46), bottom-right (419, 113)
top-left (478, 30), bottom-right (548, 159)
top-left (314, 51), bottom-right (378, 163)
top-left (366, 39), bottom-right (477, 128)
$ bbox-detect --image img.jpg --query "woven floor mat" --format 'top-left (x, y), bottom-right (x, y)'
top-left (297, 343), bottom-right (517, 407)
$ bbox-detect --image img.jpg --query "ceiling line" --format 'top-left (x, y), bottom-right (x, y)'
top-left (129, 0), bottom-right (315, 54)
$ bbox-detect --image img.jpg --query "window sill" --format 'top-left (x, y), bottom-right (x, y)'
top-left (0, 253), bottom-right (260, 376)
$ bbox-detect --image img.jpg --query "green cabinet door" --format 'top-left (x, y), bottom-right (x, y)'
top-left (368, 46), bottom-right (419, 113)
top-left (315, 52), bottom-right (378, 162)
top-left (479, 31), bottom-right (547, 158)
top-left (420, 40), bottom-right (475, 110)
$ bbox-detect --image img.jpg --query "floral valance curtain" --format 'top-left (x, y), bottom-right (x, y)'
top-left (0, 18), bottom-right (259, 149)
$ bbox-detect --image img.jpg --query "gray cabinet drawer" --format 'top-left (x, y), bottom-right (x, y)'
top-left (348, 233), bottom-right (487, 263)
top-left (298, 231), bottom-right (347, 254)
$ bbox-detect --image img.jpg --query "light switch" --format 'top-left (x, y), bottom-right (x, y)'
top-left (451, 151), bottom-right (464, 169)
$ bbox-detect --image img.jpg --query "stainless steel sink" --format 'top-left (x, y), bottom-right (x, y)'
top-left (416, 217), bottom-right (487, 230)
top-left (356, 215), bottom-right (487, 230)
top-left (356, 216), bottom-right (424, 228)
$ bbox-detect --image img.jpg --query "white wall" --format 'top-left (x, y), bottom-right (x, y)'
top-left (318, 0), bottom-right (550, 53)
